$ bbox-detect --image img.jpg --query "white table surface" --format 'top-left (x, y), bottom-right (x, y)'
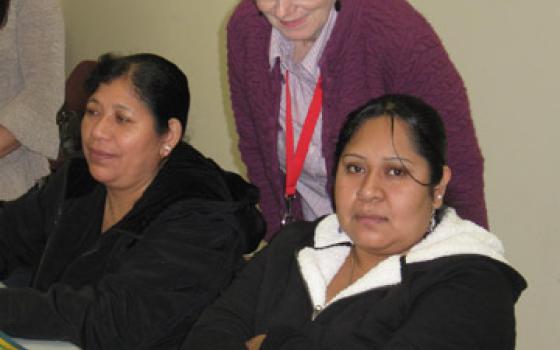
top-left (15, 338), bottom-right (80, 350)
top-left (0, 282), bottom-right (80, 349)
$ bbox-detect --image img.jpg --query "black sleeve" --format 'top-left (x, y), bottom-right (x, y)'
top-left (182, 243), bottom-right (270, 350)
top-left (183, 250), bottom-right (324, 350)
top-left (0, 199), bottom-right (254, 349)
top-left (0, 169), bottom-right (63, 279)
top-left (265, 261), bottom-right (517, 350)
top-left (381, 260), bottom-right (518, 350)
top-left (187, 257), bottom-right (517, 350)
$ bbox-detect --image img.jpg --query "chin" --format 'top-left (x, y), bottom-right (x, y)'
top-left (87, 165), bottom-right (115, 186)
top-left (283, 31), bottom-right (316, 42)
top-left (350, 227), bottom-right (388, 245)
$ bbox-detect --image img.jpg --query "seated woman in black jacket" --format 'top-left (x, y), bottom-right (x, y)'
top-left (183, 95), bottom-right (526, 350)
top-left (0, 53), bottom-right (265, 349)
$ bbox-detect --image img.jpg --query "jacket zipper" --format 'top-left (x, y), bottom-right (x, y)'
top-left (295, 251), bottom-right (324, 321)
top-left (295, 251), bottom-right (396, 321)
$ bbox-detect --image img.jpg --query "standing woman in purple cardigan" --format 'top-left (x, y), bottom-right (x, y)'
top-left (228, 0), bottom-right (487, 239)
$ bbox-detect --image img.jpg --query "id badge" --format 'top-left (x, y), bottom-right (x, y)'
top-left (281, 194), bottom-right (296, 226)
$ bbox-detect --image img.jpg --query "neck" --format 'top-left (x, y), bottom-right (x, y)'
top-left (102, 184), bottom-right (147, 233)
top-left (351, 246), bottom-right (386, 280)
top-left (292, 39), bottom-right (316, 63)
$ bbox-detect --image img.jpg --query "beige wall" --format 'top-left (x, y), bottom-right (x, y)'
top-left (408, 1), bottom-right (560, 348)
top-left (62, 0), bottom-right (243, 172)
top-left (60, 0), bottom-right (560, 348)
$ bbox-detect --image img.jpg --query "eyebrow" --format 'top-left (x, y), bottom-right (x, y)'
top-left (341, 153), bottom-right (414, 165)
top-left (341, 153), bottom-right (366, 160)
top-left (86, 98), bottom-right (133, 112)
top-left (384, 156), bottom-right (414, 165)
top-left (113, 103), bottom-right (133, 112)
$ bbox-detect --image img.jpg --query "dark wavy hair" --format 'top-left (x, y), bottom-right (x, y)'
top-left (85, 53), bottom-right (190, 136)
top-left (334, 94), bottom-right (448, 187)
top-left (0, 0), bottom-right (10, 28)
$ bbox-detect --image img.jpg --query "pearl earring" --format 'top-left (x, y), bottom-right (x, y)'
top-left (163, 145), bottom-right (172, 153)
top-left (437, 194), bottom-right (443, 199)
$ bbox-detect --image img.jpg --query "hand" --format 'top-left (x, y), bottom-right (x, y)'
top-left (0, 125), bottom-right (21, 158)
top-left (245, 334), bottom-right (267, 350)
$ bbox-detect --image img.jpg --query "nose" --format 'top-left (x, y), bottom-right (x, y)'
top-left (88, 114), bottom-right (112, 140)
top-left (274, 0), bottom-right (296, 19)
top-left (356, 171), bottom-right (384, 202)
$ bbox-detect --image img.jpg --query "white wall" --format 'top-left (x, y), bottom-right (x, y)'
top-left (60, 1), bottom-right (560, 348)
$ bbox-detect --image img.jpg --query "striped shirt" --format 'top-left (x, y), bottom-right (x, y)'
top-left (270, 8), bottom-right (338, 221)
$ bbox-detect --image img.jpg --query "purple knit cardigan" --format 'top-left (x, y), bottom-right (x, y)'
top-left (227, 0), bottom-right (487, 240)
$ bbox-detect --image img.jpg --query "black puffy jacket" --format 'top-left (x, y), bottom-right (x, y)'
top-left (0, 142), bottom-right (265, 349)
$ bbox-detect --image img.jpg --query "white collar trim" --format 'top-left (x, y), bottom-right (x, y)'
top-left (406, 209), bottom-right (507, 264)
top-left (297, 209), bottom-right (508, 312)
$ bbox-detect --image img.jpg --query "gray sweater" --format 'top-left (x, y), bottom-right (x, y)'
top-left (0, 0), bottom-right (64, 200)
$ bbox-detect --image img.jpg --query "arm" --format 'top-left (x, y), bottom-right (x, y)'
top-left (0, 200), bottom-right (255, 349)
top-left (381, 261), bottom-right (518, 350)
top-left (384, 6), bottom-right (488, 228)
top-left (247, 261), bottom-right (517, 350)
top-left (184, 222), bottom-right (335, 350)
top-left (0, 170), bottom-right (61, 277)
top-left (0, 126), bottom-right (20, 158)
top-left (227, 7), bottom-right (282, 238)
top-left (0, 0), bottom-right (64, 160)
top-left (182, 244), bottom-right (269, 350)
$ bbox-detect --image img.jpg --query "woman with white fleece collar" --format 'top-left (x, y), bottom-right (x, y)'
top-left (183, 95), bottom-right (526, 350)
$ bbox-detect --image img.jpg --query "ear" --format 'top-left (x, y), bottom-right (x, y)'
top-left (160, 118), bottom-right (183, 157)
top-left (432, 166), bottom-right (452, 209)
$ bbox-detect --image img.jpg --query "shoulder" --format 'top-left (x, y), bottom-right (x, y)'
top-left (162, 143), bottom-right (253, 202)
top-left (142, 144), bottom-right (265, 252)
top-left (227, 0), bottom-right (272, 57)
top-left (402, 209), bottom-right (526, 301)
top-left (227, 0), bottom-right (266, 33)
top-left (333, 0), bottom-right (440, 49)
top-left (266, 220), bottom-right (318, 253)
top-left (145, 142), bottom-right (261, 209)
top-left (334, 0), bottom-right (429, 29)
top-left (137, 192), bottom-right (263, 257)
top-left (404, 255), bottom-right (526, 304)
top-left (226, 1), bottom-right (275, 87)
top-left (323, 0), bottom-right (441, 72)
top-left (355, 0), bottom-right (433, 28)
top-left (244, 220), bottom-right (317, 276)
top-left (384, 255), bottom-right (523, 349)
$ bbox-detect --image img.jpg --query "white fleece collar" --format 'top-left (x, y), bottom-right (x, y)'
top-left (406, 209), bottom-right (507, 264)
top-left (296, 209), bottom-right (508, 313)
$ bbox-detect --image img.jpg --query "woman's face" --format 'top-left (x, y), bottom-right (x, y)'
top-left (255, 0), bottom-right (336, 43)
top-left (334, 116), bottom-right (449, 259)
top-left (81, 77), bottom-right (169, 192)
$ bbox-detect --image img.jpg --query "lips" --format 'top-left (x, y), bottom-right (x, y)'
top-left (279, 16), bottom-right (307, 29)
top-left (86, 146), bottom-right (116, 163)
top-left (354, 213), bottom-right (389, 226)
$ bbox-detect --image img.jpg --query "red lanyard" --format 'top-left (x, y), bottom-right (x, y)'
top-left (282, 70), bottom-right (323, 225)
